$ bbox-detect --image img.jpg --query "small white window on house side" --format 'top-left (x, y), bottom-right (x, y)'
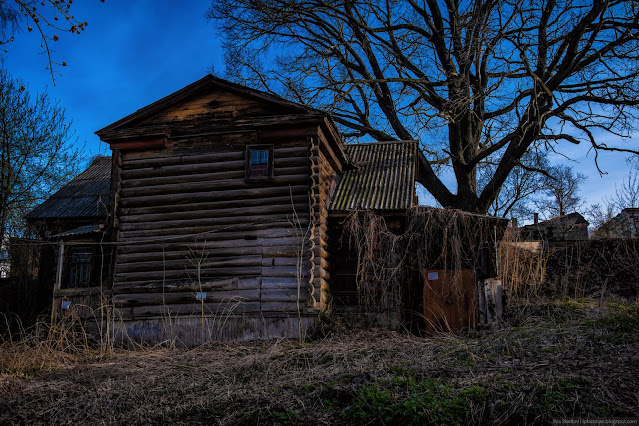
top-left (246, 144), bottom-right (274, 180)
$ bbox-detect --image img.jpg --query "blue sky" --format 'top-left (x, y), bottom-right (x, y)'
top-left (4, 1), bottom-right (638, 216)
top-left (4, 0), bottom-right (223, 156)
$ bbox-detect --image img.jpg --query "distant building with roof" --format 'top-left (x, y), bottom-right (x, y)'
top-left (592, 208), bottom-right (639, 239)
top-left (520, 212), bottom-right (589, 242)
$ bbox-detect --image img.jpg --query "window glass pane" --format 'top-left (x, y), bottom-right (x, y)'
top-left (68, 249), bottom-right (92, 288)
top-left (249, 148), bottom-right (270, 178)
top-left (251, 150), bottom-right (269, 164)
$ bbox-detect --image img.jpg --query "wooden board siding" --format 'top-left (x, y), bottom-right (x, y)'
top-left (141, 90), bottom-right (301, 137)
top-left (111, 136), bottom-right (313, 320)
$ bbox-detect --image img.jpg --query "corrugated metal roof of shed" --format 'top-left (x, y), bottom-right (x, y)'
top-left (54, 224), bottom-right (103, 237)
top-left (329, 141), bottom-right (419, 211)
top-left (25, 156), bottom-right (111, 219)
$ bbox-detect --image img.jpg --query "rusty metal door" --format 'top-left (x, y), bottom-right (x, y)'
top-left (422, 270), bottom-right (476, 333)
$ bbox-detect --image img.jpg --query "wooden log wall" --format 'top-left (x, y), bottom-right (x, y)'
top-left (111, 135), bottom-right (313, 320)
top-left (308, 134), bottom-right (340, 311)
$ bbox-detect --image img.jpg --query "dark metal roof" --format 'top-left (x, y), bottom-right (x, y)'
top-left (329, 141), bottom-right (420, 211)
top-left (25, 156), bottom-right (111, 220)
top-left (54, 224), bottom-right (104, 238)
top-left (525, 212), bottom-right (589, 229)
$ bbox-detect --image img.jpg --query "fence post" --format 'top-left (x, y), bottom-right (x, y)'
top-left (50, 241), bottom-right (65, 325)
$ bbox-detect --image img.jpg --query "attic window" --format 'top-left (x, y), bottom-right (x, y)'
top-left (246, 144), bottom-right (273, 179)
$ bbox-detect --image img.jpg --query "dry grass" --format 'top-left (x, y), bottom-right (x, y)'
top-left (1, 298), bottom-right (638, 425)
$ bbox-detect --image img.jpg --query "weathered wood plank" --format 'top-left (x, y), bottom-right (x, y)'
top-left (119, 194), bottom-right (309, 217)
top-left (122, 145), bottom-right (306, 170)
top-left (114, 247), bottom-right (265, 264)
top-left (262, 245), bottom-right (306, 258)
top-left (115, 255), bottom-right (262, 274)
top-left (119, 185), bottom-right (309, 207)
top-left (260, 301), bottom-right (308, 312)
top-left (120, 175), bottom-right (308, 198)
top-left (260, 258), bottom-right (299, 267)
top-left (120, 166), bottom-right (309, 190)
top-left (119, 214), bottom-right (308, 233)
top-left (122, 170), bottom-right (245, 188)
top-left (124, 301), bottom-right (262, 318)
top-left (120, 203), bottom-right (309, 224)
top-left (117, 236), bottom-right (303, 255)
top-left (319, 136), bottom-right (344, 174)
top-left (115, 266), bottom-right (263, 282)
top-left (261, 266), bottom-right (306, 278)
top-left (122, 150), bottom-right (242, 170)
top-left (261, 289), bottom-right (307, 302)
top-left (117, 228), bottom-right (300, 245)
top-left (261, 277), bottom-right (300, 289)
top-left (112, 276), bottom-right (260, 292)
top-left (112, 277), bottom-right (259, 294)
top-left (113, 289), bottom-right (261, 307)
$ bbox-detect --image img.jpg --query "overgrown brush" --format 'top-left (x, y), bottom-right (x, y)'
top-left (498, 228), bottom-right (547, 301)
top-left (344, 207), bottom-right (505, 312)
top-left (499, 234), bottom-right (639, 302)
top-left (2, 299), bottom-right (637, 424)
top-left (0, 301), bottom-right (120, 377)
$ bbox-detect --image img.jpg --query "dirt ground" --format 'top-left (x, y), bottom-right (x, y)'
top-left (1, 298), bottom-right (638, 425)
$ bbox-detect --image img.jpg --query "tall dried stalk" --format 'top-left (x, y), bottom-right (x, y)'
top-left (344, 207), bottom-right (505, 312)
top-left (498, 228), bottom-right (547, 301)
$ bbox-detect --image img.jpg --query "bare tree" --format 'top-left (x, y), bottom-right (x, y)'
top-left (609, 158), bottom-right (639, 210)
top-left (480, 148), bottom-right (551, 219)
top-left (587, 201), bottom-right (616, 234)
top-left (209, 0), bottom-right (639, 213)
top-left (0, 68), bottom-right (81, 238)
top-left (0, 0), bottom-right (100, 80)
top-left (539, 164), bottom-right (586, 217)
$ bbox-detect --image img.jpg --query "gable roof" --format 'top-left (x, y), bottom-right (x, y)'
top-left (96, 75), bottom-right (323, 138)
top-left (329, 141), bottom-right (425, 212)
top-left (25, 156), bottom-right (111, 220)
top-left (531, 212), bottom-right (589, 227)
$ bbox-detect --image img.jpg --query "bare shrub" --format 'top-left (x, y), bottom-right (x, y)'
top-left (344, 207), bottom-right (505, 312)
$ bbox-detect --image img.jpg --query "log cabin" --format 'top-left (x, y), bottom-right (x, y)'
top-left (27, 76), bottom-right (503, 343)
top-left (92, 75), bottom-right (359, 343)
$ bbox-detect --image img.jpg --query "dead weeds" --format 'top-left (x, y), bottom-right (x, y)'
top-left (1, 298), bottom-right (638, 425)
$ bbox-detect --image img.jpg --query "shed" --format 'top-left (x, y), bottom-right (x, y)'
top-left (23, 156), bottom-right (112, 322)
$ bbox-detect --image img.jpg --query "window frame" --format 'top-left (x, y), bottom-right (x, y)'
top-left (66, 246), bottom-right (94, 288)
top-left (245, 144), bottom-right (274, 180)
